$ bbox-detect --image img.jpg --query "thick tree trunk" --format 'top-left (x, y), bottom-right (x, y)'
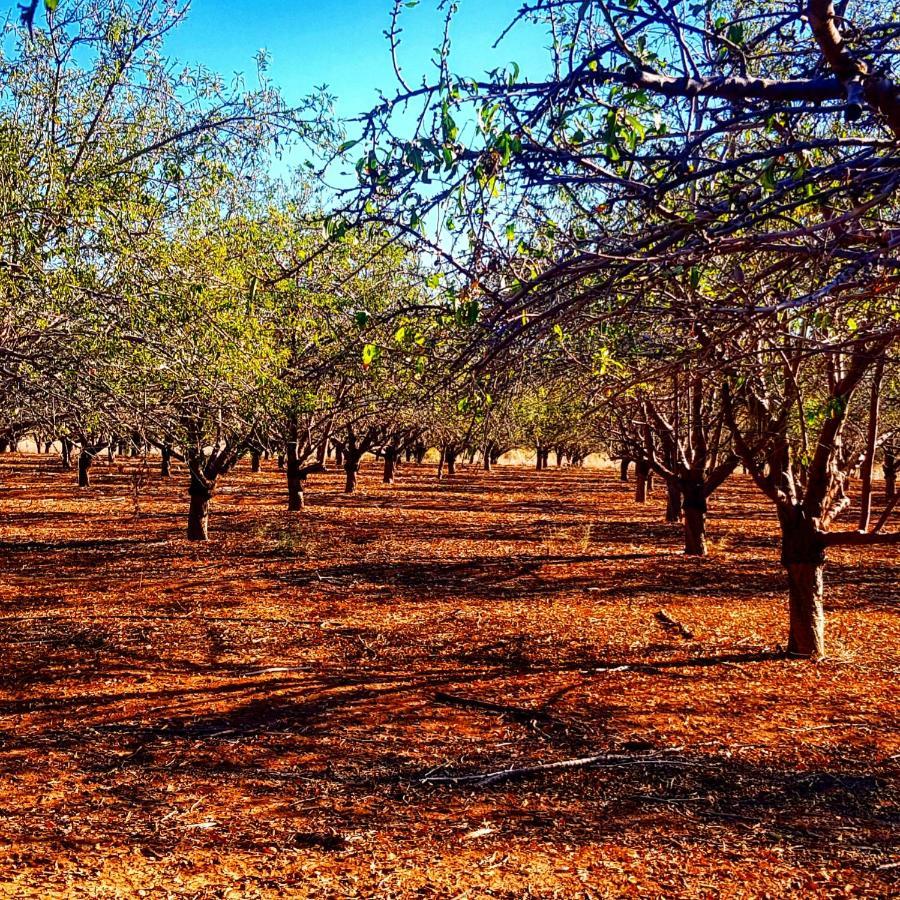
top-left (444, 447), bottom-right (457, 477)
top-left (383, 448), bottom-right (396, 484)
top-left (187, 494), bottom-right (210, 541)
top-left (779, 506), bottom-right (827, 658)
top-left (683, 507), bottom-right (707, 556)
top-left (344, 456), bottom-right (361, 493)
top-left (535, 447), bottom-right (544, 470)
top-left (785, 563), bottom-right (825, 658)
top-left (287, 475), bottom-right (304, 510)
top-left (161, 445), bottom-right (172, 478)
top-left (634, 460), bottom-right (649, 503)
top-left (681, 483), bottom-right (707, 555)
top-left (665, 481), bottom-right (682, 523)
top-left (250, 450), bottom-right (261, 473)
top-left (187, 475), bottom-right (212, 541)
top-left (334, 445), bottom-right (344, 468)
top-left (620, 458), bottom-right (630, 482)
top-left (77, 451), bottom-right (93, 488)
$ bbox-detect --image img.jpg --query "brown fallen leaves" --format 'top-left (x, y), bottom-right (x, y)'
top-left (0, 453), bottom-right (897, 898)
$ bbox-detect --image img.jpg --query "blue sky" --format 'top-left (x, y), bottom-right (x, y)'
top-left (166, 0), bottom-right (551, 121)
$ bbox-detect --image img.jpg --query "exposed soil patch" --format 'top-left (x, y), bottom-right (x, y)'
top-left (0, 455), bottom-right (897, 897)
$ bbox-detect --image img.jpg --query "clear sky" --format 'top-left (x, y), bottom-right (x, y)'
top-left (165, 0), bottom-right (551, 122)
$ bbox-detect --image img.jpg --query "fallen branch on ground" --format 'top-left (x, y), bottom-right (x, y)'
top-left (419, 750), bottom-right (699, 786)
top-left (655, 609), bottom-right (695, 639)
top-left (433, 691), bottom-right (554, 722)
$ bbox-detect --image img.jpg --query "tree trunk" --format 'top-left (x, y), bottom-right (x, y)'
top-left (161, 445), bottom-right (172, 478)
top-left (334, 444), bottom-right (344, 468)
top-left (344, 456), bottom-right (361, 493)
top-left (535, 447), bottom-right (544, 470)
top-left (77, 451), bottom-right (93, 488)
top-left (383, 448), bottom-right (396, 484)
top-left (250, 450), bottom-right (261, 473)
top-left (446, 448), bottom-right (457, 476)
top-left (187, 494), bottom-right (210, 541)
top-left (415, 443), bottom-right (427, 465)
top-left (405, 447), bottom-right (413, 463)
top-left (555, 449), bottom-right (564, 467)
top-left (286, 441), bottom-right (304, 510)
top-left (681, 483), bottom-right (707, 555)
top-left (785, 563), bottom-right (825, 658)
top-left (665, 481), bottom-right (682, 523)
top-left (483, 445), bottom-right (493, 472)
top-left (60, 437), bottom-right (72, 470)
top-left (683, 507), bottom-right (707, 556)
top-left (884, 450), bottom-right (897, 500)
top-left (634, 460), bottom-right (649, 503)
top-left (779, 506), bottom-right (827, 658)
top-left (620, 458), bottom-right (630, 482)
top-left (187, 476), bottom-right (212, 541)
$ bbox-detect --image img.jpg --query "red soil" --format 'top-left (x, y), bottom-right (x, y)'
top-left (0, 454), bottom-right (897, 897)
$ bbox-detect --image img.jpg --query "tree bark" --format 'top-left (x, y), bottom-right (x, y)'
top-left (483, 444), bottom-right (493, 472)
top-left (334, 444), bottom-right (344, 468)
top-left (286, 442), bottom-right (304, 510)
top-left (535, 447), bottom-right (544, 470)
top-left (445, 447), bottom-right (457, 476)
top-left (555, 449), bottom-right (564, 467)
top-left (620, 458), bottom-right (630, 481)
top-left (250, 450), bottom-right (261, 473)
top-left (681, 483), bottom-right (707, 555)
top-left (785, 563), bottom-right (826, 658)
top-left (779, 506), bottom-right (827, 658)
top-left (60, 437), bottom-right (72, 470)
top-left (187, 475), bottom-right (212, 541)
top-left (161, 445), bottom-right (172, 478)
top-left (77, 451), bottom-right (93, 488)
top-left (683, 506), bottom-right (707, 556)
top-left (383, 448), bottom-right (397, 484)
top-left (858, 356), bottom-right (884, 531)
top-left (344, 456), bottom-right (361, 493)
top-left (665, 481), bottom-right (682, 523)
top-left (187, 494), bottom-right (210, 541)
top-left (634, 460), bottom-right (649, 503)
top-left (884, 449), bottom-right (897, 501)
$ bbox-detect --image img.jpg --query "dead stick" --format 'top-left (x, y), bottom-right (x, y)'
top-left (434, 691), bottom-right (553, 721)
top-left (420, 753), bottom-right (699, 786)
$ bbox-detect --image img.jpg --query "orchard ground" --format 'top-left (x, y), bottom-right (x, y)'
top-left (0, 454), bottom-right (897, 898)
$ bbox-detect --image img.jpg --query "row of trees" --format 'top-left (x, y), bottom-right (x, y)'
top-left (3, 0), bottom-right (900, 661)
